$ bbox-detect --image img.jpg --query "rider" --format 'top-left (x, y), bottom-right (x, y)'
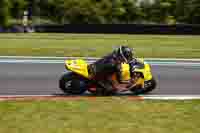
top-left (89, 45), bottom-right (134, 79)
top-left (88, 45), bottom-right (135, 93)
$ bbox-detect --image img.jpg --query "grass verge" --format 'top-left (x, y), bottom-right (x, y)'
top-left (0, 33), bottom-right (200, 58)
top-left (0, 98), bottom-right (199, 133)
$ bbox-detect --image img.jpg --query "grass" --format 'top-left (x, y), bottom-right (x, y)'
top-left (0, 98), bottom-right (200, 133)
top-left (0, 33), bottom-right (200, 58)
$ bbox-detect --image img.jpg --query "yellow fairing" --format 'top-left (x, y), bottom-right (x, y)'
top-left (120, 63), bottom-right (131, 81)
top-left (134, 64), bottom-right (153, 81)
top-left (65, 59), bottom-right (89, 78)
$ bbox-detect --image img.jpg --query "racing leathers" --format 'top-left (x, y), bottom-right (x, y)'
top-left (88, 48), bottom-right (134, 93)
top-left (89, 50), bottom-right (120, 80)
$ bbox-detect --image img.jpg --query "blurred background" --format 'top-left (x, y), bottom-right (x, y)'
top-left (0, 0), bottom-right (199, 28)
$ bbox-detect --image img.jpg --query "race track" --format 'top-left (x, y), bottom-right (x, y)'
top-left (0, 59), bottom-right (200, 95)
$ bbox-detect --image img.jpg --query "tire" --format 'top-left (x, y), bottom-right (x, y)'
top-left (143, 77), bottom-right (157, 94)
top-left (131, 77), bottom-right (157, 95)
top-left (59, 72), bottom-right (87, 95)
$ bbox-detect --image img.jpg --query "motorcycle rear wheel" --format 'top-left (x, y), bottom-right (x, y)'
top-left (59, 72), bottom-right (87, 95)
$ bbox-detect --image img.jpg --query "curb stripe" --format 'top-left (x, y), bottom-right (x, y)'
top-left (0, 95), bottom-right (200, 101)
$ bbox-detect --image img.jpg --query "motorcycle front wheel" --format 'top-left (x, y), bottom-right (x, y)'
top-left (130, 77), bottom-right (157, 95)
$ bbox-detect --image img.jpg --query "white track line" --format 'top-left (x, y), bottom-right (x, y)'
top-left (141, 95), bottom-right (200, 100)
top-left (1, 59), bottom-right (200, 66)
top-left (1, 56), bottom-right (200, 61)
top-left (0, 56), bottom-right (99, 60)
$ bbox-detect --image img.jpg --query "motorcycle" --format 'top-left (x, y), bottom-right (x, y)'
top-left (59, 58), bottom-right (156, 95)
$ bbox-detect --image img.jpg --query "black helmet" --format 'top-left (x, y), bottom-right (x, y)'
top-left (116, 45), bottom-right (133, 63)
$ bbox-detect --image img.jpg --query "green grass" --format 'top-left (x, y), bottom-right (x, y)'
top-left (0, 98), bottom-right (200, 133)
top-left (0, 33), bottom-right (200, 58)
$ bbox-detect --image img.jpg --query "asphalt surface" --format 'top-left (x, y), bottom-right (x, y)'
top-left (0, 62), bottom-right (200, 95)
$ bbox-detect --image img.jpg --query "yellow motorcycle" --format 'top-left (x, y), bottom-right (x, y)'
top-left (59, 58), bottom-right (156, 95)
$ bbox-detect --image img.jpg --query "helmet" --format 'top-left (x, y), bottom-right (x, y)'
top-left (116, 46), bottom-right (133, 63)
